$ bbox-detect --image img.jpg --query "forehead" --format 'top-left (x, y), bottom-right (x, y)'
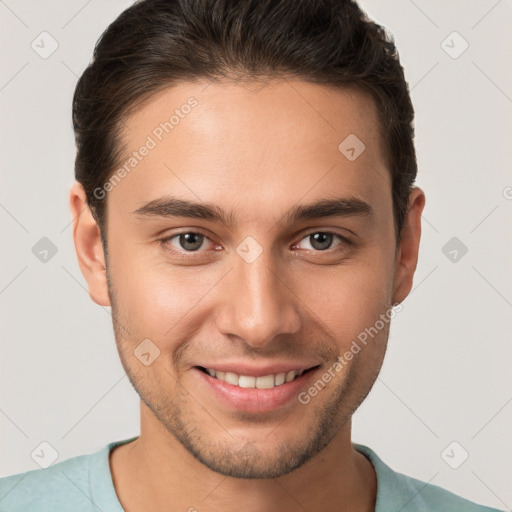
top-left (109, 78), bottom-right (391, 225)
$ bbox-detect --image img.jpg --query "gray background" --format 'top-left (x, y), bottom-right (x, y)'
top-left (1, 0), bottom-right (511, 509)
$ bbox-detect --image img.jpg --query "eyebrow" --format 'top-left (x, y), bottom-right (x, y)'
top-left (132, 195), bottom-right (373, 228)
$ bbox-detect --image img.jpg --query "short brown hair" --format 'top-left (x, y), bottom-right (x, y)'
top-left (73, 0), bottom-right (417, 243)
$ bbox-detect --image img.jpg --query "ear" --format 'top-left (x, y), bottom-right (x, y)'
top-left (392, 187), bottom-right (426, 305)
top-left (69, 182), bottom-right (111, 306)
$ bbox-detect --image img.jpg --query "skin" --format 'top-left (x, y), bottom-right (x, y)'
top-left (70, 78), bottom-right (425, 512)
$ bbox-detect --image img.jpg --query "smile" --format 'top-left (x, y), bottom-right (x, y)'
top-left (199, 367), bottom-right (307, 389)
top-left (193, 364), bottom-right (321, 413)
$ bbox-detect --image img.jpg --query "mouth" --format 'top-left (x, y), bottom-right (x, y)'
top-left (196, 366), bottom-right (318, 389)
top-left (193, 364), bottom-right (321, 414)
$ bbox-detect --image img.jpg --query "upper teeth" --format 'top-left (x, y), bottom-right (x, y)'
top-left (205, 368), bottom-right (304, 389)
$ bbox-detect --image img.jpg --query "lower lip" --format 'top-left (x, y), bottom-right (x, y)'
top-left (192, 367), bottom-right (319, 414)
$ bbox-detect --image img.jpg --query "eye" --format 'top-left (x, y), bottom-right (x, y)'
top-left (295, 232), bottom-right (346, 251)
top-left (163, 232), bottom-right (214, 252)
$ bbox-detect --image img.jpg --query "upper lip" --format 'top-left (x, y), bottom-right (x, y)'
top-left (195, 362), bottom-right (320, 377)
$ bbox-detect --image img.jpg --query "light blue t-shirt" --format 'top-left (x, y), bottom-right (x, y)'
top-left (0, 437), bottom-right (503, 511)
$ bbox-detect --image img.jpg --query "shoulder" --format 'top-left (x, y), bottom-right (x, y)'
top-left (0, 451), bottom-right (96, 512)
top-left (0, 438), bottom-right (133, 512)
top-left (354, 444), bottom-right (504, 512)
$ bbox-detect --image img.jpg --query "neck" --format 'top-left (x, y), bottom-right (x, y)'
top-left (109, 403), bottom-right (377, 512)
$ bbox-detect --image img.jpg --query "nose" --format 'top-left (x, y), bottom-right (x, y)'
top-left (215, 249), bottom-right (302, 348)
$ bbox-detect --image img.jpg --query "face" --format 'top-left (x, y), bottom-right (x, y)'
top-left (73, 78), bottom-right (423, 479)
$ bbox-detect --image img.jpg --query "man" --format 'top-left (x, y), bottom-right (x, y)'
top-left (0, 0), bottom-right (503, 511)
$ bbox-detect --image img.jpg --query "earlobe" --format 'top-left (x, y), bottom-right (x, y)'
top-left (69, 182), bottom-right (111, 307)
top-left (392, 187), bottom-right (426, 305)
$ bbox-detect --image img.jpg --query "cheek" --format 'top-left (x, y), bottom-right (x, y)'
top-left (295, 254), bottom-right (393, 344)
top-left (108, 243), bottom-right (223, 339)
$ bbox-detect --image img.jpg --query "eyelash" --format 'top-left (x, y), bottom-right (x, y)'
top-left (159, 230), bottom-right (352, 256)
